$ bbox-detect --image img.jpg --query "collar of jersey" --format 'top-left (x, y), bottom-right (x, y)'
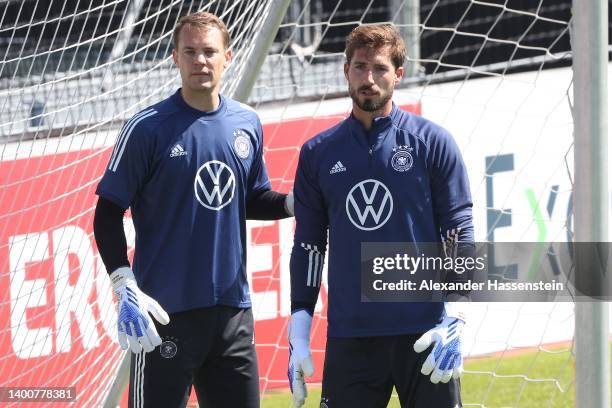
top-left (172, 89), bottom-right (227, 119)
top-left (347, 102), bottom-right (399, 131)
top-left (347, 102), bottom-right (399, 149)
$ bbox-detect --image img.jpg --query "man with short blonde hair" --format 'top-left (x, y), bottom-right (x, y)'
top-left (172, 11), bottom-right (230, 50)
top-left (94, 10), bottom-right (293, 408)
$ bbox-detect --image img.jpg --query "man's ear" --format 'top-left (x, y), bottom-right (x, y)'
top-left (395, 65), bottom-right (405, 84)
top-left (224, 48), bottom-right (233, 69)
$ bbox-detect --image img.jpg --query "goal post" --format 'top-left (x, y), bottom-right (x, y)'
top-left (231, 0), bottom-right (291, 103)
top-left (572, 0), bottom-right (610, 407)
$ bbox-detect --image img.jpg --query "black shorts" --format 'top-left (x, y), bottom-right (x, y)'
top-left (321, 334), bottom-right (461, 408)
top-left (128, 305), bottom-right (259, 408)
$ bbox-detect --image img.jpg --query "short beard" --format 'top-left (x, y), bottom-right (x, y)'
top-left (349, 85), bottom-right (392, 112)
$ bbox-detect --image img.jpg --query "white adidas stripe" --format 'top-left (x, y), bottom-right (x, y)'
top-left (111, 109), bottom-right (157, 171)
top-left (301, 243), bottom-right (312, 286)
top-left (133, 351), bottom-right (146, 408)
top-left (301, 243), bottom-right (323, 287)
top-left (306, 244), bottom-right (314, 287)
top-left (108, 109), bottom-right (153, 170)
top-left (109, 109), bottom-right (157, 172)
top-left (134, 351), bottom-right (139, 408)
top-left (133, 352), bottom-right (139, 408)
top-left (317, 251), bottom-right (323, 287)
top-left (141, 350), bottom-right (146, 407)
top-left (312, 248), bottom-right (320, 287)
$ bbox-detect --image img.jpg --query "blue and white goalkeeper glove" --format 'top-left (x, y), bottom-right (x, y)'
top-left (111, 267), bottom-right (170, 353)
top-left (413, 303), bottom-right (467, 384)
top-left (288, 309), bottom-right (314, 407)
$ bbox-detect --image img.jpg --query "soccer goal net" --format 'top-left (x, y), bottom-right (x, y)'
top-left (0, 0), bottom-right (609, 407)
top-left (253, 1), bottom-right (584, 406)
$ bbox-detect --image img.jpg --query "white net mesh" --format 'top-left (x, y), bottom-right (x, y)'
top-left (252, 1), bottom-right (588, 407)
top-left (0, 0), bottom-right (284, 406)
top-left (1, 0), bottom-right (610, 407)
top-left (0, 0), bottom-right (274, 141)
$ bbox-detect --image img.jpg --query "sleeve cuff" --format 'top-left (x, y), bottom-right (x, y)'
top-left (444, 301), bottom-right (469, 323)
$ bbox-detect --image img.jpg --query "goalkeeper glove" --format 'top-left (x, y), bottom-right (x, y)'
top-left (285, 189), bottom-right (294, 216)
top-left (111, 267), bottom-right (170, 353)
top-left (413, 302), bottom-right (467, 384)
top-left (287, 309), bottom-right (314, 407)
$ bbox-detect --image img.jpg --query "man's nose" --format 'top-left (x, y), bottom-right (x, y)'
top-left (365, 69), bottom-right (375, 83)
top-left (195, 52), bottom-right (207, 64)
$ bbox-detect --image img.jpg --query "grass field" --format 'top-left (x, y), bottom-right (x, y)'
top-left (261, 343), bottom-right (612, 407)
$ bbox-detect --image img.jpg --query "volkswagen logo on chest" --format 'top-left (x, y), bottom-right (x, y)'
top-left (194, 160), bottom-right (236, 210)
top-left (345, 179), bottom-right (393, 231)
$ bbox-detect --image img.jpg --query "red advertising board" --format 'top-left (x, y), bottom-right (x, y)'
top-left (0, 102), bottom-right (420, 406)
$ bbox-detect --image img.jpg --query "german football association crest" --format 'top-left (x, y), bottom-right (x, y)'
top-left (160, 337), bottom-right (178, 359)
top-left (391, 145), bottom-right (414, 172)
top-left (233, 129), bottom-right (251, 159)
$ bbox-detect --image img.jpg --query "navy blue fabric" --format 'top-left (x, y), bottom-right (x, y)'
top-left (290, 104), bottom-right (474, 337)
top-left (128, 306), bottom-right (259, 408)
top-left (97, 90), bottom-right (270, 313)
top-left (320, 335), bottom-right (462, 408)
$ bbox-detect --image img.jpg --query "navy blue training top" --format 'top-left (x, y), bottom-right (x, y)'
top-left (96, 90), bottom-right (270, 313)
top-left (290, 103), bottom-right (473, 337)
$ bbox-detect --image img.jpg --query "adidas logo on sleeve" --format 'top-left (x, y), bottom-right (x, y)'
top-left (170, 143), bottom-right (188, 157)
top-left (329, 161), bottom-right (347, 174)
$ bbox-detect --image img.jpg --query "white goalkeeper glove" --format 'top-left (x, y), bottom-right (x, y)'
top-left (111, 267), bottom-right (170, 353)
top-left (413, 302), bottom-right (467, 384)
top-left (285, 189), bottom-right (295, 216)
top-left (288, 309), bottom-right (314, 407)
